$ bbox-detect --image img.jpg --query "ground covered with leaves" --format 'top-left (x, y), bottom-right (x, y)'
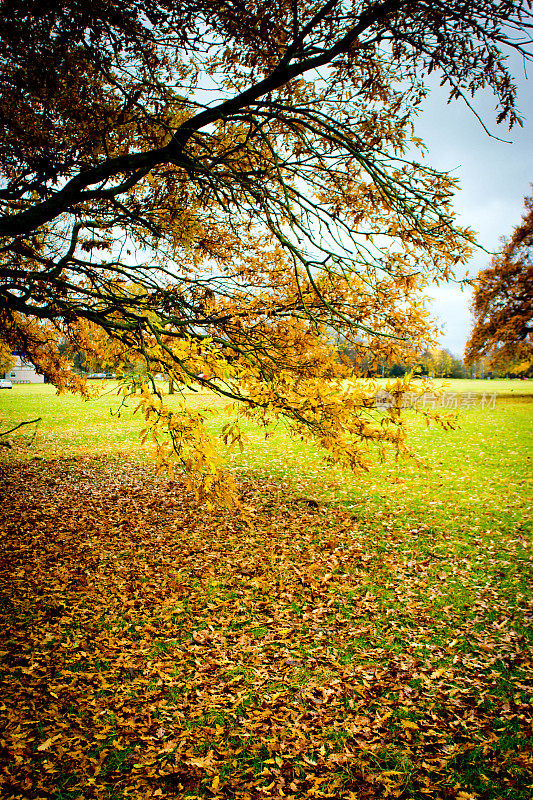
top-left (1, 457), bottom-right (532, 800)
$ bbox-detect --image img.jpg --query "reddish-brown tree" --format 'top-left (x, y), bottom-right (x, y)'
top-left (465, 191), bottom-right (533, 373)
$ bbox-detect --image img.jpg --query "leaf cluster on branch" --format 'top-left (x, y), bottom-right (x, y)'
top-left (0, 0), bottom-right (532, 499)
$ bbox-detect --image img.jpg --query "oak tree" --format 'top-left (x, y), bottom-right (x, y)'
top-left (1, 1), bottom-right (531, 499)
top-left (465, 190), bottom-right (533, 373)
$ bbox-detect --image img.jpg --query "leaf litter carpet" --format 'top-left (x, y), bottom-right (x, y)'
top-left (0, 458), bottom-right (531, 799)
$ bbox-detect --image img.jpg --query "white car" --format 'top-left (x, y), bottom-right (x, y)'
top-left (0, 379), bottom-right (13, 388)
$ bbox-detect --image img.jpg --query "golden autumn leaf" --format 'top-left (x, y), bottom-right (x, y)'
top-left (37, 735), bottom-right (60, 751)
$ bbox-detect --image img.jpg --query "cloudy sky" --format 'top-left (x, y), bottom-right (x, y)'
top-left (413, 58), bottom-right (532, 357)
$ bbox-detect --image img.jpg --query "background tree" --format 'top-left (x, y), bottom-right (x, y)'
top-left (0, 340), bottom-right (16, 377)
top-left (465, 190), bottom-right (533, 375)
top-left (420, 348), bottom-right (466, 378)
top-left (447, 353), bottom-right (468, 380)
top-left (1, 1), bottom-right (532, 500)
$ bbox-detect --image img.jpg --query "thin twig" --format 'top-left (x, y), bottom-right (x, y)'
top-left (0, 418), bottom-right (42, 438)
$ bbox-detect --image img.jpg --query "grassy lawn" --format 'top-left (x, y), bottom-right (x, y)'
top-left (0, 382), bottom-right (531, 799)
top-left (0, 378), bottom-right (531, 462)
top-left (410, 378), bottom-right (533, 397)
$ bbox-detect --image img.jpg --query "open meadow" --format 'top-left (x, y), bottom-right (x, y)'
top-left (0, 382), bottom-right (532, 799)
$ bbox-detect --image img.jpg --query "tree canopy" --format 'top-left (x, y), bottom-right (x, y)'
top-left (465, 189), bottom-right (533, 374)
top-left (1, 0), bottom-right (532, 499)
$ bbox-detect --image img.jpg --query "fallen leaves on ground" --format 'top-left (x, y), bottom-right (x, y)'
top-left (0, 458), bottom-right (531, 799)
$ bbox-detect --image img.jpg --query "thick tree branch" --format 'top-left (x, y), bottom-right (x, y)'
top-left (0, 0), bottom-right (407, 239)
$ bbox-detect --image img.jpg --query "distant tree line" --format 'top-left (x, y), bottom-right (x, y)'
top-left (339, 345), bottom-right (532, 379)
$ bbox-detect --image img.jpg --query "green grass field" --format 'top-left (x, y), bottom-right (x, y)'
top-left (0, 381), bottom-right (532, 799)
top-left (424, 378), bottom-right (533, 395)
top-left (0, 379), bottom-right (531, 527)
